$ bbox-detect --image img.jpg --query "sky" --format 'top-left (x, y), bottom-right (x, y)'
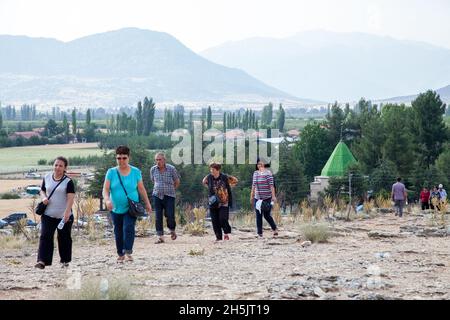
top-left (0, 0), bottom-right (449, 52)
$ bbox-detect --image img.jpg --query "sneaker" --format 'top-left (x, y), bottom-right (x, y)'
top-left (257, 234), bottom-right (263, 238)
top-left (273, 230), bottom-right (279, 237)
top-left (34, 262), bottom-right (45, 269)
top-left (224, 234), bottom-right (230, 241)
top-left (155, 237), bottom-right (165, 244)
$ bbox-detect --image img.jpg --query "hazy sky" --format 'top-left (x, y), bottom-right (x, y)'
top-left (0, 0), bottom-right (449, 52)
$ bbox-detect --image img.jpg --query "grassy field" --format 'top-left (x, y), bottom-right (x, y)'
top-left (0, 143), bottom-right (103, 174)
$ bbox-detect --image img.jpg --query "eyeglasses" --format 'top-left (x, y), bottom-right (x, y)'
top-left (116, 157), bottom-right (128, 160)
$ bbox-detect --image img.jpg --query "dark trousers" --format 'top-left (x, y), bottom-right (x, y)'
top-left (153, 195), bottom-right (176, 236)
top-left (37, 214), bottom-right (73, 265)
top-left (111, 212), bottom-right (136, 256)
top-left (210, 206), bottom-right (231, 240)
top-left (421, 201), bottom-right (429, 210)
top-left (254, 199), bottom-right (277, 235)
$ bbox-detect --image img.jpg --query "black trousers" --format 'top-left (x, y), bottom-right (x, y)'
top-left (37, 214), bottom-right (73, 265)
top-left (210, 206), bottom-right (231, 240)
top-left (421, 201), bottom-right (430, 210)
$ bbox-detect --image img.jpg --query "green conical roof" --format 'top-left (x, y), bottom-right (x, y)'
top-left (321, 141), bottom-right (357, 177)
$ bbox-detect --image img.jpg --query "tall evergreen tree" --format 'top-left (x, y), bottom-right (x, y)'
top-left (207, 106), bottom-right (212, 129)
top-left (71, 109), bottom-right (77, 135)
top-left (276, 104), bottom-right (285, 132)
top-left (136, 101), bottom-right (143, 135)
top-left (86, 109), bottom-right (91, 125)
top-left (411, 90), bottom-right (448, 167)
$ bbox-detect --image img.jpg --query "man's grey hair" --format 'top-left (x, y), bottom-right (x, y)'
top-left (155, 152), bottom-right (166, 159)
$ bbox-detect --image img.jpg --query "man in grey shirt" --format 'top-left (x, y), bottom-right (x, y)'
top-left (391, 177), bottom-right (407, 217)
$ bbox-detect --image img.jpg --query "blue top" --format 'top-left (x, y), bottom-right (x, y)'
top-left (106, 166), bottom-right (142, 214)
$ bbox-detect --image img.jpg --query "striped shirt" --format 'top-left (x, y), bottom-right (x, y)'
top-left (150, 164), bottom-right (180, 200)
top-left (252, 170), bottom-right (274, 200)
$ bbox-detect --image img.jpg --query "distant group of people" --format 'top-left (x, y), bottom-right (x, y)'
top-left (419, 184), bottom-right (447, 211)
top-left (34, 145), bottom-right (279, 268)
top-left (391, 177), bottom-right (447, 217)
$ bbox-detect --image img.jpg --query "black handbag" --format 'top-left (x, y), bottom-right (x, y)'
top-left (261, 199), bottom-right (272, 212)
top-left (116, 169), bottom-right (145, 218)
top-left (35, 176), bottom-right (67, 215)
top-left (208, 195), bottom-right (220, 209)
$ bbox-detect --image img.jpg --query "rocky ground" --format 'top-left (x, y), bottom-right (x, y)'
top-left (0, 211), bottom-right (449, 300)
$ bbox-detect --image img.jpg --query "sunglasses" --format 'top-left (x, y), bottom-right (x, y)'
top-left (116, 157), bottom-right (128, 160)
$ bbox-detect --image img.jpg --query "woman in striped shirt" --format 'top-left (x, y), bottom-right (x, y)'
top-left (250, 158), bottom-right (278, 238)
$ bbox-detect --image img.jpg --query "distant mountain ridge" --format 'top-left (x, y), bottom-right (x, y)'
top-left (378, 85), bottom-right (450, 104)
top-left (201, 30), bottom-right (450, 102)
top-left (0, 28), bottom-right (312, 108)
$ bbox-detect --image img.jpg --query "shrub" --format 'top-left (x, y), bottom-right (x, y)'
top-left (0, 193), bottom-right (21, 199)
top-left (184, 207), bottom-right (207, 236)
top-left (0, 235), bottom-right (26, 249)
top-left (300, 223), bottom-right (331, 243)
top-left (61, 278), bottom-right (135, 300)
top-left (37, 159), bottom-right (48, 165)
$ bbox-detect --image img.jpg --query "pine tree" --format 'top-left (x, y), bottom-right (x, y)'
top-left (207, 106), bottom-right (212, 129)
top-left (411, 90), bottom-right (448, 167)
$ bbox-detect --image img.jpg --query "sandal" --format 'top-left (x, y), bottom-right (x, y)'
top-left (155, 237), bottom-right (165, 244)
top-left (117, 256), bottom-right (125, 263)
top-left (170, 231), bottom-right (177, 240)
top-left (125, 254), bottom-right (133, 262)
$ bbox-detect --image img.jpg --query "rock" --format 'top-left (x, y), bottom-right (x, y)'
top-left (368, 231), bottom-right (403, 238)
top-left (375, 252), bottom-right (391, 259)
top-left (313, 286), bottom-right (327, 298)
top-left (376, 208), bottom-right (393, 214)
top-left (300, 241), bottom-right (312, 247)
top-left (0, 229), bottom-right (13, 236)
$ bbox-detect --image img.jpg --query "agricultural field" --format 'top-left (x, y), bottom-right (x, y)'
top-left (0, 143), bottom-right (103, 174)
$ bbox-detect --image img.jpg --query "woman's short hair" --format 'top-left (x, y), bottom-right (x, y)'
top-left (115, 145), bottom-right (130, 156)
top-left (209, 163), bottom-right (221, 171)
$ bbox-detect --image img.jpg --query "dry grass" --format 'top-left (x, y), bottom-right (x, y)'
top-left (376, 195), bottom-right (392, 209)
top-left (231, 210), bottom-right (254, 228)
top-left (60, 278), bottom-right (135, 300)
top-left (299, 223), bottom-right (331, 243)
top-left (0, 235), bottom-right (27, 249)
top-left (364, 200), bottom-right (375, 214)
top-left (300, 200), bottom-right (314, 223)
top-left (272, 203), bottom-right (282, 226)
top-left (184, 207), bottom-right (207, 236)
top-left (188, 248), bottom-right (205, 256)
top-left (136, 218), bottom-right (152, 237)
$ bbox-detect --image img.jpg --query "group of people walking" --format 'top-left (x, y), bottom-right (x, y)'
top-left (34, 146), bottom-right (278, 268)
top-left (419, 184), bottom-right (447, 211)
top-left (391, 177), bottom-right (447, 218)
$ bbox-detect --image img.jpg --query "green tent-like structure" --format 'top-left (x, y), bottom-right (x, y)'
top-left (320, 141), bottom-right (357, 177)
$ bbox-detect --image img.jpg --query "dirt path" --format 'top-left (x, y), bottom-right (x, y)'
top-left (0, 214), bottom-right (449, 300)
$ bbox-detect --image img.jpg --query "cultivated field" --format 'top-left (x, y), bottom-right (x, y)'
top-left (0, 143), bottom-right (103, 174)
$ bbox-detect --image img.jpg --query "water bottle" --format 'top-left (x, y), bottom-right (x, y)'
top-left (57, 219), bottom-right (65, 230)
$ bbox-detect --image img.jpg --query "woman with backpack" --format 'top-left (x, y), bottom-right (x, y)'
top-left (202, 163), bottom-right (238, 242)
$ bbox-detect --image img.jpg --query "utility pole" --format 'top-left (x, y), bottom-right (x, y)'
top-left (346, 173), bottom-right (353, 221)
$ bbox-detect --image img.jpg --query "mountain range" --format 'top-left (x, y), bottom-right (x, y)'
top-left (0, 28), bottom-right (304, 109)
top-left (201, 30), bottom-right (450, 102)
